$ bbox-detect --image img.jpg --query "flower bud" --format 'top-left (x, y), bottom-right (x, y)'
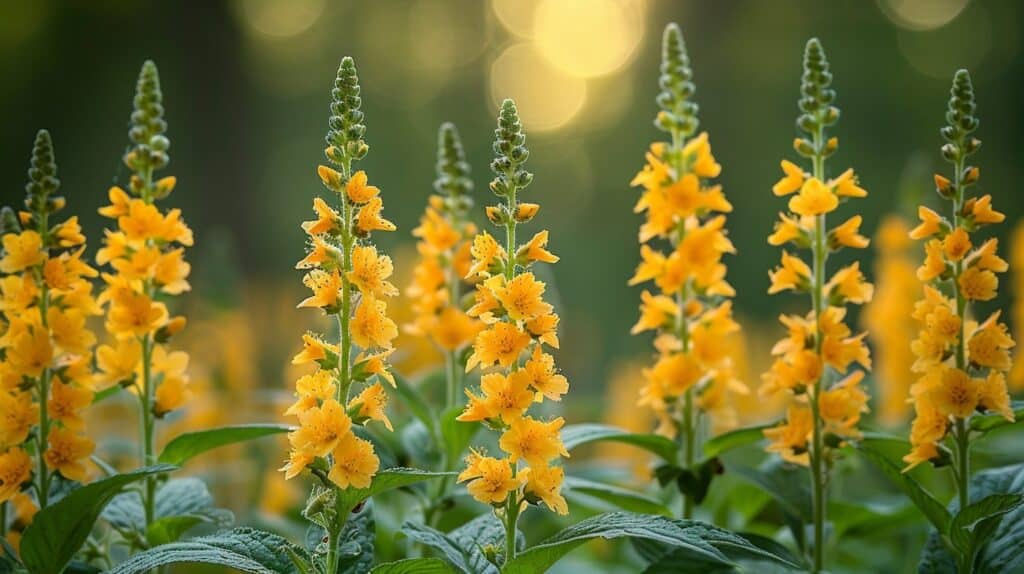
top-left (514, 203), bottom-right (539, 222)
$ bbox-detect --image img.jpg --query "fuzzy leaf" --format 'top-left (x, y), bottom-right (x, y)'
top-left (855, 437), bottom-right (951, 533)
top-left (371, 558), bottom-right (458, 574)
top-left (337, 467), bottom-right (452, 516)
top-left (500, 512), bottom-right (730, 574)
top-left (632, 521), bottom-right (805, 573)
top-left (450, 512), bottom-right (523, 564)
top-left (20, 464), bottom-right (175, 574)
top-left (401, 521), bottom-right (500, 574)
top-left (560, 424), bottom-right (677, 463)
top-left (440, 405), bottom-right (478, 469)
top-left (701, 423), bottom-right (774, 460)
top-left (158, 423), bottom-right (292, 466)
top-left (108, 527), bottom-right (307, 574)
top-left (563, 475), bottom-right (671, 516)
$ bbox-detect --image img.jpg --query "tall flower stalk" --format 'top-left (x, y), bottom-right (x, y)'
top-left (903, 72), bottom-right (1014, 569)
top-left (457, 99), bottom-right (569, 565)
top-left (281, 56), bottom-right (399, 574)
top-left (406, 122), bottom-right (482, 410)
top-left (0, 130), bottom-right (99, 517)
top-left (761, 39), bottom-right (872, 573)
top-left (629, 23), bottom-right (742, 519)
top-left (96, 61), bottom-right (193, 532)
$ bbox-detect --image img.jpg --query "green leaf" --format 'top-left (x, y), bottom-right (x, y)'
top-left (560, 424), bottom-right (677, 463)
top-left (440, 405), bottom-right (478, 469)
top-left (500, 512), bottom-right (730, 574)
top-left (731, 459), bottom-right (811, 521)
top-left (701, 423), bottom-right (773, 460)
top-left (855, 437), bottom-right (951, 533)
top-left (102, 477), bottom-right (233, 541)
top-left (970, 401), bottom-right (1024, 433)
top-left (401, 520), bottom-right (499, 574)
top-left (393, 372), bottom-right (440, 442)
top-left (449, 513), bottom-right (522, 565)
top-left (158, 423), bottom-right (292, 466)
top-left (371, 558), bottom-right (458, 574)
top-left (107, 527), bottom-right (308, 574)
top-left (632, 521), bottom-right (805, 573)
top-left (336, 467), bottom-right (452, 516)
top-left (337, 501), bottom-right (376, 574)
top-left (91, 384), bottom-right (122, 404)
top-left (146, 515), bottom-right (207, 547)
top-left (563, 475), bottom-right (671, 516)
top-left (919, 463), bottom-right (1024, 573)
top-left (949, 494), bottom-right (1024, 562)
top-left (20, 464), bottom-right (175, 574)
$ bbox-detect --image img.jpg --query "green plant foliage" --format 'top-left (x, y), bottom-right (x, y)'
top-left (157, 424), bottom-right (293, 466)
top-left (107, 527), bottom-right (309, 574)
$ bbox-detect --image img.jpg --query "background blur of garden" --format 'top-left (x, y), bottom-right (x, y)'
top-left (1, 0), bottom-right (1023, 566)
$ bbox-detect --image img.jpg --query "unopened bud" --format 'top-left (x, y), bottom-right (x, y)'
top-left (154, 176), bottom-right (177, 198)
top-left (514, 203), bottom-right (539, 222)
top-left (317, 165), bottom-right (343, 189)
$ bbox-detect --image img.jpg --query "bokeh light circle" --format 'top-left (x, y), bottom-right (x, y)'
top-left (233, 0), bottom-right (326, 38)
top-left (532, 0), bottom-right (646, 78)
top-left (489, 43), bottom-right (588, 132)
top-left (878, 0), bottom-right (969, 31)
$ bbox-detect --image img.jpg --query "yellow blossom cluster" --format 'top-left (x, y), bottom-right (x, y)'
top-left (904, 70), bottom-right (1014, 471)
top-left (282, 57), bottom-right (397, 490)
top-left (405, 124), bottom-right (483, 406)
top-left (456, 99), bottom-right (569, 518)
top-left (863, 216), bottom-right (919, 425)
top-left (761, 40), bottom-right (872, 467)
top-left (0, 131), bottom-right (98, 513)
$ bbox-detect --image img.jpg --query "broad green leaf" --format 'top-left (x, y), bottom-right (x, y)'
top-left (146, 515), bottom-right (207, 547)
top-left (449, 512), bottom-right (523, 564)
top-left (158, 423), bottom-right (292, 466)
top-left (20, 464), bottom-right (174, 574)
top-left (561, 424), bottom-right (677, 463)
top-left (919, 463), bottom-right (1024, 573)
top-left (107, 527), bottom-right (308, 574)
top-left (441, 405), bottom-right (478, 469)
top-left (401, 520), bottom-right (500, 574)
top-left (701, 423), bottom-right (773, 460)
top-left (501, 512), bottom-right (730, 574)
top-left (336, 467), bottom-right (452, 516)
top-left (563, 475), bottom-right (671, 516)
top-left (949, 493), bottom-right (1024, 559)
top-left (731, 459), bottom-right (811, 521)
top-left (102, 477), bottom-right (232, 541)
top-left (393, 372), bottom-right (440, 442)
top-left (970, 401), bottom-right (1024, 433)
top-left (305, 501), bottom-right (376, 574)
top-left (371, 558), bottom-right (458, 574)
top-left (855, 438), bottom-right (950, 533)
top-left (632, 521), bottom-right (804, 572)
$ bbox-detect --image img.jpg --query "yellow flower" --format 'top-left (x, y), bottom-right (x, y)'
top-left (930, 367), bottom-right (979, 419)
top-left (826, 262), bottom-right (874, 304)
top-left (412, 203), bottom-right (461, 253)
top-left (958, 266), bottom-right (998, 301)
top-left (292, 333), bottom-right (340, 366)
top-left (489, 273), bottom-right (552, 322)
top-left (632, 291), bottom-right (678, 334)
top-left (0, 231), bottom-right (45, 273)
top-left (430, 307), bottom-right (481, 351)
top-left (468, 232), bottom-right (505, 278)
top-left (902, 440), bottom-right (940, 472)
top-left (769, 213), bottom-right (810, 247)
top-left (47, 381), bottom-right (92, 432)
top-left (117, 200), bottom-right (165, 242)
top-left (7, 328), bottom-right (53, 378)
top-left (499, 416), bottom-right (568, 466)
top-left (966, 194), bottom-right (1004, 224)
top-left (98, 186), bottom-right (132, 218)
top-left (351, 294), bottom-right (398, 349)
top-left (0, 392), bottom-right (38, 446)
top-left (302, 197), bottom-right (342, 236)
top-left (943, 228), bottom-right (971, 262)
top-left (830, 168), bottom-right (867, 198)
top-left (0, 274), bottom-right (38, 315)
top-left (96, 338), bottom-right (142, 388)
top-left (44, 427), bottom-right (94, 482)
top-left (967, 312), bottom-right (1015, 371)
top-left (788, 178), bottom-right (838, 216)
top-left (356, 197), bottom-right (396, 234)
top-left (917, 240), bottom-right (946, 282)
top-left (285, 370), bottom-right (337, 416)
top-left (466, 322), bottom-right (532, 371)
top-left (105, 292), bottom-right (168, 337)
top-left (457, 450), bottom-right (520, 505)
top-left (298, 269), bottom-right (343, 310)
top-left (629, 245), bottom-right (666, 286)
top-left (348, 382), bottom-right (393, 431)
top-left (830, 215), bottom-right (869, 249)
top-left (969, 238), bottom-right (1008, 273)
top-left (345, 170), bottom-right (380, 204)
top-left (458, 371), bottom-right (534, 423)
top-left (772, 160), bottom-right (805, 196)
top-left (348, 245), bottom-right (398, 297)
top-left (296, 236), bottom-right (338, 270)
top-left (524, 347), bottom-right (569, 401)
top-left (47, 308), bottom-right (95, 355)
top-left (522, 463), bottom-right (568, 515)
top-left (154, 248), bottom-right (191, 294)
top-left (525, 313), bottom-right (560, 348)
top-left (520, 230), bottom-right (559, 264)
top-left (56, 216), bottom-right (85, 247)
top-left (328, 432), bottom-right (379, 489)
top-left (291, 398), bottom-right (351, 457)
top-left (818, 371), bottom-right (869, 438)
top-left (768, 251), bottom-right (811, 294)
top-left (317, 165), bottom-right (343, 189)
top-left (977, 371), bottom-right (1013, 421)
top-left (0, 448), bottom-right (32, 503)
top-left (909, 206), bottom-right (945, 240)
top-left (764, 405), bottom-right (812, 466)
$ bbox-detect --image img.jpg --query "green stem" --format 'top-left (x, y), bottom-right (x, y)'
top-left (37, 282), bottom-right (52, 508)
top-left (141, 333), bottom-right (156, 527)
top-left (504, 188), bottom-right (518, 282)
top-left (808, 124), bottom-right (828, 574)
top-left (504, 490), bottom-right (520, 565)
top-left (444, 349), bottom-right (460, 412)
top-left (950, 154), bottom-right (971, 568)
top-left (337, 159), bottom-right (354, 403)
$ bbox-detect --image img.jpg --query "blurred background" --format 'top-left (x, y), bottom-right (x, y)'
top-left (1, 1), bottom-right (1023, 564)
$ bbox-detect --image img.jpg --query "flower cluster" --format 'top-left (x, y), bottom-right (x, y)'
top-left (456, 99), bottom-right (569, 521)
top-left (1010, 222), bottom-right (1024, 391)
top-left (282, 57), bottom-right (397, 490)
top-left (629, 24), bottom-right (743, 466)
top-left (0, 131), bottom-right (98, 512)
top-left (761, 39), bottom-right (872, 467)
top-left (904, 70), bottom-right (1014, 471)
top-left (96, 62), bottom-right (192, 480)
top-left (405, 123), bottom-right (483, 406)
top-left (863, 216), bottom-right (919, 426)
